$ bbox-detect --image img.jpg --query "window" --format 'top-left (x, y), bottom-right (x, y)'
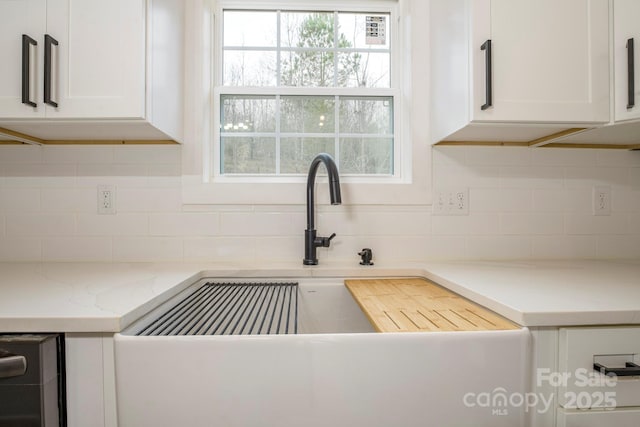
top-left (215, 4), bottom-right (398, 179)
top-left (182, 0), bottom-right (432, 206)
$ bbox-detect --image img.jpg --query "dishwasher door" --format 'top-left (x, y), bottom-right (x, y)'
top-left (0, 334), bottom-right (65, 427)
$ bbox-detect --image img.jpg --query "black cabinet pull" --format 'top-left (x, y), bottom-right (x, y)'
top-left (21, 34), bottom-right (37, 107)
top-left (594, 362), bottom-right (640, 377)
top-left (44, 34), bottom-right (59, 108)
top-left (481, 39), bottom-right (492, 110)
top-left (627, 38), bottom-right (635, 110)
top-left (0, 350), bottom-right (27, 379)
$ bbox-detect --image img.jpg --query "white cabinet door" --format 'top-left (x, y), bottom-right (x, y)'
top-left (558, 408), bottom-right (640, 427)
top-left (0, 0), bottom-right (46, 118)
top-left (614, 0), bottom-right (640, 122)
top-left (45, 0), bottom-right (145, 118)
top-left (430, 0), bottom-right (610, 144)
top-left (472, 0), bottom-right (610, 123)
top-left (66, 333), bottom-right (118, 427)
top-left (558, 326), bottom-right (640, 409)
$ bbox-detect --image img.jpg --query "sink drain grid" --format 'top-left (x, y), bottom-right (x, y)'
top-left (137, 282), bottom-right (298, 336)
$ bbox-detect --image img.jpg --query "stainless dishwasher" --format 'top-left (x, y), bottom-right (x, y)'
top-left (0, 334), bottom-right (66, 427)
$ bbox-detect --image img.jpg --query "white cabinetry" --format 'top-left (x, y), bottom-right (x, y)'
top-left (45, 0), bottom-right (146, 120)
top-left (531, 0), bottom-right (640, 147)
top-left (0, 0), bottom-right (46, 118)
top-left (65, 333), bottom-right (117, 427)
top-left (429, 0), bottom-right (610, 144)
top-left (0, 0), bottom-right (184, 142)
top-left (529, 326), bottom-right (640, 427)
top-left (614, 0), bottom-right (640, 122)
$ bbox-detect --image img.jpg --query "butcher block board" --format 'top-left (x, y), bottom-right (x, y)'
top-left (344, 278), bottom-right (519, 332)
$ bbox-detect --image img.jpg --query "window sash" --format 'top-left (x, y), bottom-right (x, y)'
top-left (213, 1), bottom-right (400, 182)
top-left (214, 89), bottom-right (400, 179)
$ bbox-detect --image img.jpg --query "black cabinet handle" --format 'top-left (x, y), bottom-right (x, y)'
top-left (44, 34), bottom-right (59, 108)
top-left (594, 362), bottom-right (640, 377)
top-left (481, 39), bottom-right (492, 110)
top-left (627, 38), bottom-right (635, 110)
top-left (0, 349), bottom-right (27, 379)
top-left (21, 34), bottom-right (37, 107)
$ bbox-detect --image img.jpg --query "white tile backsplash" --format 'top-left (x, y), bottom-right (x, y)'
top-left (500, 213), bottom-right (564, 235)
top-left (564, 214), bottom-right (629, 235)
top-left (500, 166), bottom-right (565, 188)
top-left (117, 188), bottom-right (182, 212)
top-left (532, 235), bottom-right (597, 259)
top-left (150, 213), bottom-right (218, 236)
top-left (6, 214), bottom-right (76, 236)
top-left (596, 235), bottom-right (640, 258)
top-left (0, 188), bottom-right (40, 212)
top-left (113, 237), bottom-right (183, 262)
top-left (41, 188), bottom-right (96, 213)
top-left (466, 236), bottom-right (533, 259)
top-left (432, 214), bottom-right (499, 236)
top-left (1, 144), bottom-right (640, 262)
top-left (42, 237), bottom-right (112, 262)
top-left (531, 147), bottom-right (597, 167)
top-left (183, 237), bottom-right (255, 262)
top-left (0, 238), bottom-right (41, 261)
top-left (0, 146), bottom-right (42, 163)
top-left (77, 214), bottom-right (149, 236)
top-left (564, 166), bottom-right (629, 188)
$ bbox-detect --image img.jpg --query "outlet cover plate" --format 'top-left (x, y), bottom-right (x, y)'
top-left (433, 188), bottom-right (469, 216)
top-left (592, 186), bottom-right (611, 216)
top-left (98, 185), bottom-right (116, 215)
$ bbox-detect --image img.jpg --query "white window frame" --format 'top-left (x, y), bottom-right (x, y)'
top-left (181, 0), bottom-right (432, 205)
top-left (216, 5), bottom-right (398, 182)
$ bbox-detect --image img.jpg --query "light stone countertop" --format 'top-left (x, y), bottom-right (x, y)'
top-left (0, 259), bottom-right (639, 332)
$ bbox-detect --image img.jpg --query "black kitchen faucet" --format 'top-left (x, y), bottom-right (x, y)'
top-left (303, 153), bottom-right (341, 265)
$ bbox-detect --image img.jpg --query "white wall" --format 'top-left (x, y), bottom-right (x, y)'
top-left (0, 144), bottom-right (639, 262)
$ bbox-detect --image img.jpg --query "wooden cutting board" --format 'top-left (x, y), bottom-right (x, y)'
top-left (344, 277), bottom-right (518, 332)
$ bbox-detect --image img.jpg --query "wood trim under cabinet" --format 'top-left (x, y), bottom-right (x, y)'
top-left (526, 128), bottom-right (587, 146)
top-left (0, 127), bottom-right (178, 145)
top-left (434, 127), bottom-right (640, 150)
top-left (43, 139), bottom-right (178, 145)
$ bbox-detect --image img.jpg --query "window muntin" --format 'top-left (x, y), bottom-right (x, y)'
top-left (217, 6), bottom-right (396, 179)
top-left (220, 94), bottom-right (394, 175)
top-left (222, 10), bottom-right (391, 88)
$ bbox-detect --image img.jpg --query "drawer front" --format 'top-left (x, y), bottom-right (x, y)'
top-left (557, 407), bottom-right (640, 427)
top-left (558, 326), bottom-right (640, 409)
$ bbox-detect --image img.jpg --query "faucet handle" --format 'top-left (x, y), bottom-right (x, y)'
top-left (318, 233), bottom-right (336, 248)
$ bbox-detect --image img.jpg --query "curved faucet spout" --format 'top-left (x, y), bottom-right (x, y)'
top-left (306, 153), bottom-right (341, 230)
top-left (304, 153), bottom-right (341, 265)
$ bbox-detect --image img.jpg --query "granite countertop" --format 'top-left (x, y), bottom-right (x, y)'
top-left (1, 260), bottom-right (639, 332)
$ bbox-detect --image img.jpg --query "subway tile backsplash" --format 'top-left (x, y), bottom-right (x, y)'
top-left (0, 144), bottom-right (639, 262)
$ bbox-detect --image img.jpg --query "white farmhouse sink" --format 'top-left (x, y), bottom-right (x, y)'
top-left (114, 277), bottom-right (530, 427)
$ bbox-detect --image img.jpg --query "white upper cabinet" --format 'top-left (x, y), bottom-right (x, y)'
top-left (613, 0), bottom-right (640, 122)
top-left (0, 0), bottom-right (184, 142)
top-left (0, 0), bottom-right (46, 118)
top-left (430, 0), bottom-right (610, 144)
top-left (45, 0), bottom-right (146, 119)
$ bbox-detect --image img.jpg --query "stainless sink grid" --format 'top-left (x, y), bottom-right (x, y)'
top-left (136, 281), bottom-right (299, 336)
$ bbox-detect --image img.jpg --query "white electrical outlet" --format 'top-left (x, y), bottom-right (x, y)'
top-left (98, 185), bottom-right (116, 215)
top-left (433, 188), bottom-right (469, 215)
top-left (592, 186), bottom-right (611, 216)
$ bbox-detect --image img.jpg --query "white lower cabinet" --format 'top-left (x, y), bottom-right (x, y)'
top-left (530, 326), bottom-right (640, 427)
top-left (65, 333), bottom-right (117, 427)
top-left (558, 408), bottom-right (640, 427)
